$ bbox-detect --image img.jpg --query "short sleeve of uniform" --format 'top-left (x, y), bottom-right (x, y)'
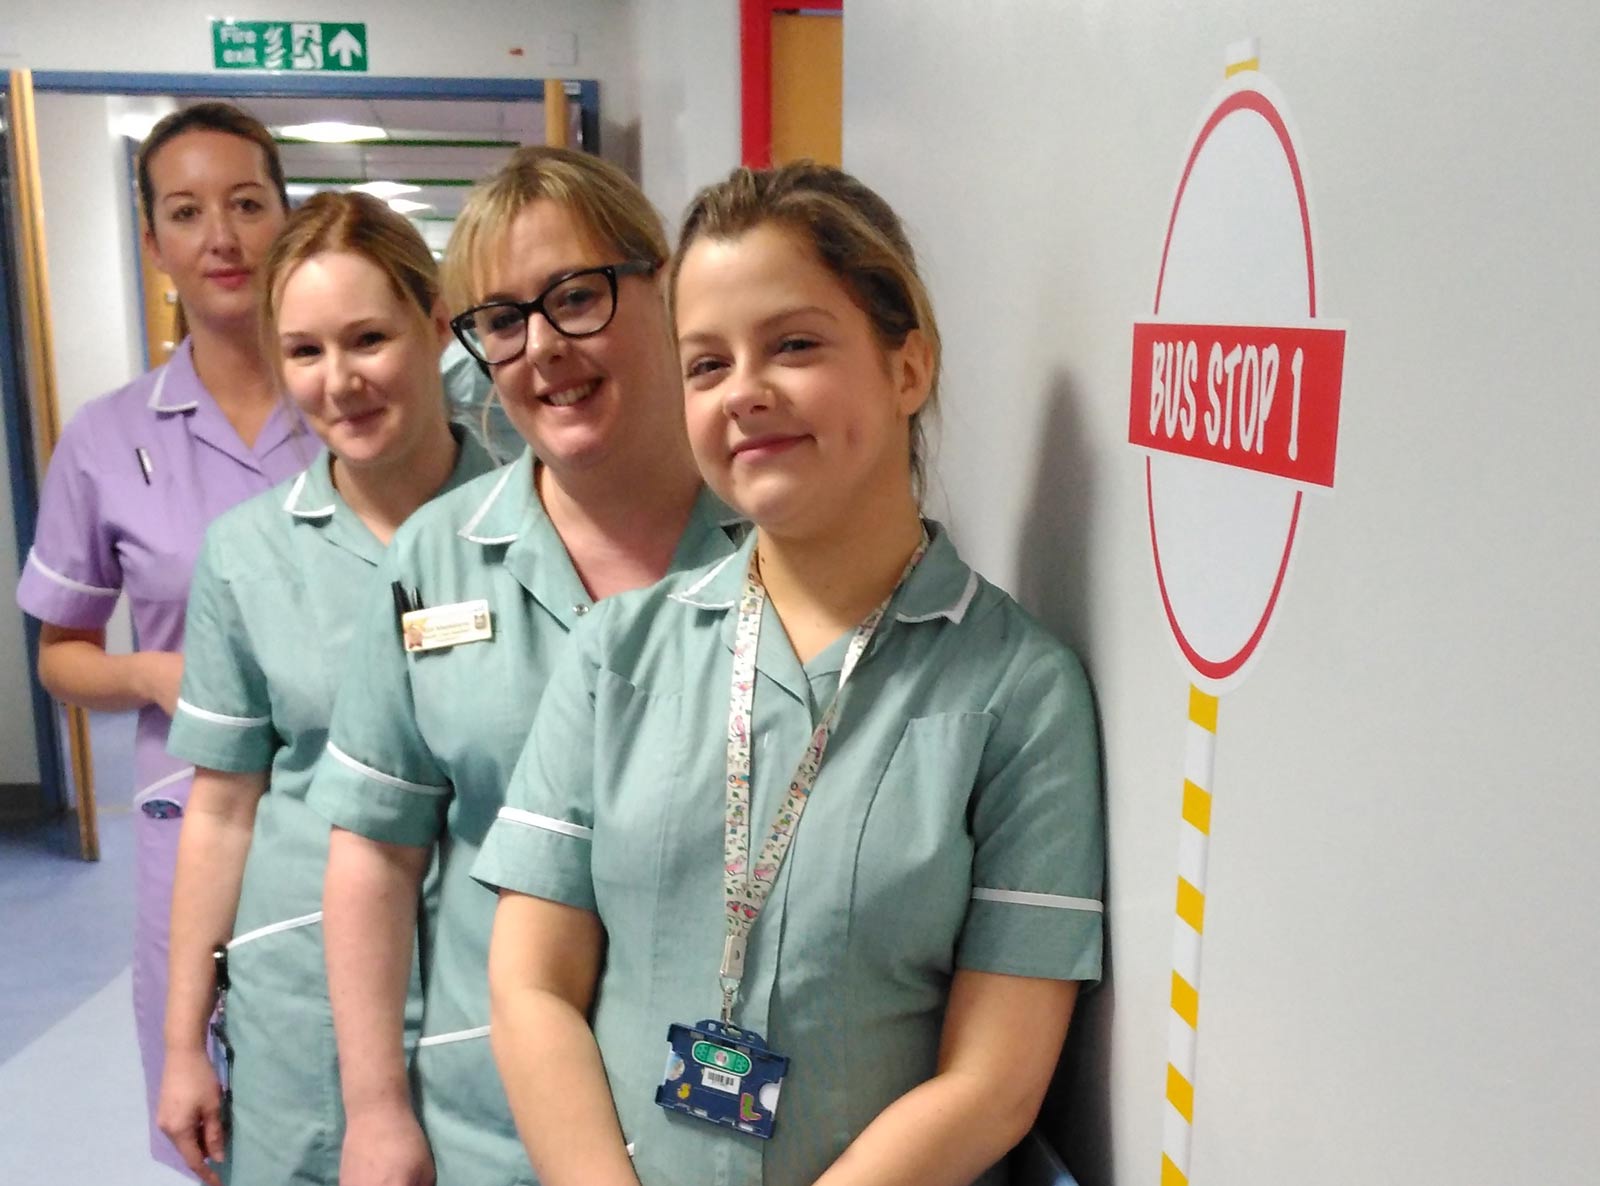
top-left (305, 542), bottom-right (451, 847)
top-left (957, 646), bottom-right (1105, 983)
top-left (16, 413), bottom-right (123, 628)
top-left (471, 604), bottom-right (603, 912)
top-left (166, 525), bottom-right (275, 771)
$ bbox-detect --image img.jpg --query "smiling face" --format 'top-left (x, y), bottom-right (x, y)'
top-left (274, 250), bottom-right (451, 470)
top-left (675, 222), bottom-right (932, 538)
top-left (477, 198), bottom-right (681, 475)
top-left (142, 129), bottom-right (286, 333)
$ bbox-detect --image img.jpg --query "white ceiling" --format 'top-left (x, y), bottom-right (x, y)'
top-left (177, 95), bottom-right (555, 226)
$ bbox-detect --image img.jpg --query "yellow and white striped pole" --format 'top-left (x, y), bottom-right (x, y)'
top-left (1161, 685), bottom-right (1217, 1186)
top-left (1159, 45), bottom-right (1261, 1186)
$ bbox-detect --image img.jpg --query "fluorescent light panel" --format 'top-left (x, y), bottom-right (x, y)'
top-left (276, 121), bottom-right (387, 143)
top-left (351, 181), bottom-right (421, 200)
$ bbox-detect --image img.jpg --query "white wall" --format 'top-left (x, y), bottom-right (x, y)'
top-left (847, 3), bottom-right (1597, 1185)
top-left (34, 94), bottom-right (146, 427)
top-left (630, 0), bottom-right (742, 230)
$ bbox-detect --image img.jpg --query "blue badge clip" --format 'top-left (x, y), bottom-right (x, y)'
top-left (656, 1019), bottom-right (788, 1140)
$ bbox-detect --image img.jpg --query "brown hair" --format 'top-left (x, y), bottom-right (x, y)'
top-left (136, 101), bottom-right (288, 230)
top-left (670, 161), bottom-right (942, 494)
top-left (442, 145), bottom-right (669, 312)
top-left (257, 191), bottom-right (442, 369)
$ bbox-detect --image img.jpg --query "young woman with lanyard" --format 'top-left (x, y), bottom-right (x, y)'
top-left (477, 163), bottom-right (1106, 1186)
top-left (13, 102), bottom-right (308, 1175)
top-left (306, 147), bottom-right (742, 1186)
top-left (153, 193), bottom-right (496, 1185)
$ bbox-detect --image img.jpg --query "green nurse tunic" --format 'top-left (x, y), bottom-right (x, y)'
top-left (473, 523), bottom-right (1105, 1186)
top-left (305, 448), bottom-right (742, 1186)
top-left (166, 428), bottom-right (493, 1185)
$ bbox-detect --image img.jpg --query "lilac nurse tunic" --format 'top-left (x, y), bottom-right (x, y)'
top-left (15, 340), bottom-right (310, 1173)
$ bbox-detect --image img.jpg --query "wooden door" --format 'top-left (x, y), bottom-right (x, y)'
top-left (771, 11), bottom-right (843, 166)
top-left (5, 69), bottom-right (98, 860)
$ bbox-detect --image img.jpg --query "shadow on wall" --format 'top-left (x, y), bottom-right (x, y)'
top-left (1015, 370), bottom-right (1096, 656)
top-left (603, 117), bottom-right (642, 184)
top-left (1014, 370), bottom-right (1115, 1186)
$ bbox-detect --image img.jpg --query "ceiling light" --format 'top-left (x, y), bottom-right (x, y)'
top-left (112, 112), bottom-right (165, 141)
top-left (285, 183), bottom-right (321, 199)
top-left (276, 121), bottom-right (387, 143)
top-left (387, 198), bottom-right (432, 215)
top-left (351, 181), bottom-right (421, 200)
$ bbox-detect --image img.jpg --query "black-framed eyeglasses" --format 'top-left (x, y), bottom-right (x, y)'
top-left (450, 260), bottom-right (656, 367)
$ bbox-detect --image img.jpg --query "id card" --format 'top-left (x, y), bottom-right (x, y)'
top-left (656, 1020), bottom-right (788, 1140)
top-left (401, 599), bottom-right (492, 653)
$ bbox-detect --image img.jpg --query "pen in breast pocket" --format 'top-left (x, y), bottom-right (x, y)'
top-left (134, 447), bottom-right (153, 485)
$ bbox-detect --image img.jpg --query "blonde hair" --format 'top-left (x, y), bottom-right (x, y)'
top-left (671, 161), bottom-right (941, 493)
top-left (442, 146), bottom-right (669, 312)
top-left (258, 191), bottom-right (441, 369)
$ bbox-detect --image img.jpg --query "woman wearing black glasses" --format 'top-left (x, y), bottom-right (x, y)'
top-left (307, 147), bottom-right (741, 1186)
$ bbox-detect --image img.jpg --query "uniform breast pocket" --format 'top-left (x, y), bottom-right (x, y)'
top-left (589, 672), bottom-right (689, 896)
top-left (852, 712), bottom-right (995, 968)
top-left (588, 665), bottom-right (700, 896)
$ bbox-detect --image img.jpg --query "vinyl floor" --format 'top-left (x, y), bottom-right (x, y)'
top-left (0, 710), bottom-right (186, 1182)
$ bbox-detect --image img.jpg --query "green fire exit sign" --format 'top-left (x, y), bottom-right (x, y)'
top-left (212, 21), bottom-right (368, 72)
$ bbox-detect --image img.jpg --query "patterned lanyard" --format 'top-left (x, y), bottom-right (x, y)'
top-left (719, 535), bottom-right (929, 1023)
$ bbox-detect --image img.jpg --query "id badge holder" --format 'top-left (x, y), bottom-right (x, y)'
top-left (209, 947), bottom-right (234, 1136)
top-left (656, 1019), bottom-right (788, 1140)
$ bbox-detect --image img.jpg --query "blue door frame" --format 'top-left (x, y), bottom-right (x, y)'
top-left (31, 71), bottom-right (602, 153)
top-left (0, 76), bottom-right (67, 811)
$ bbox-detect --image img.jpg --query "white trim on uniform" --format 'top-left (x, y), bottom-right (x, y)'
top-left (228, 911), bottom-right (322, 948)
top-left (281, 471), bottom-right (335, 519)
top-left (176, 698), bottom-right (270, 728)
top-left (457, 465), bottom-right (520, 543)
top-left (417, 1024), bottom-right (491, 1048)
top-left (146, 365), bottom-right (197, 413)
top-left (897, 570), bottom-right (980, 625)
top-left (496, 806), bottom-right (593, 840)
top-left (667, 552), bottom-right (739, 609)
top-left (25, 549), bottom-right (120, 597)
top-left (325, 742), bottom-right (449, 796)
top-left (971, 887), bottom-right (1104, 913)
top-left (133, 766), bottom-right (197, 806)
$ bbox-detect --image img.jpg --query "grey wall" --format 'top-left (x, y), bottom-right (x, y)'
top-left (847, 3), bottom-right (1597, 1185)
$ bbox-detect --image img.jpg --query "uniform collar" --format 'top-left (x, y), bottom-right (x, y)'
top-left (287, 427), bottom-right (496, 565)
top-left (145, 341), bottom-right (201, 413)
top-left (456, 451), bottom-right (741, 628)
top-left (669, 519), bottom-right (979, 625)
top-left (148, 339), bottom-right (309, 467)
top-left (456, 447), bottom-right (533, 545)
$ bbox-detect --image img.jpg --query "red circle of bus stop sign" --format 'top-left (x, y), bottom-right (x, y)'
top-left (1128, 76), bottom-right (1346, 690)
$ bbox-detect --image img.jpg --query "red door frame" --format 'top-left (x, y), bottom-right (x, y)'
top-left (741, 0), bottom-right (844, 167)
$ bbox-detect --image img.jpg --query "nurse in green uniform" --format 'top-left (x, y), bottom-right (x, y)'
top-left (157, 193), bottom-right (494, 1186)
top-left (478, 163), bottom-right (1105, 1186)
top-left (307, 147), bottom-right (740, 1186)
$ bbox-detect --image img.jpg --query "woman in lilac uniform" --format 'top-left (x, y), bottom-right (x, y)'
top-left (14, 103), bottom-right (307, 1174)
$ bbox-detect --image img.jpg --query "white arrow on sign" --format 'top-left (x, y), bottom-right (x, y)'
top-left (328, 28), bottom-right (363, 67)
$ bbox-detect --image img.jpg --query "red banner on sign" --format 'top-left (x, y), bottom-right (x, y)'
top-left (1129, 321), bottom-right (1345, 488)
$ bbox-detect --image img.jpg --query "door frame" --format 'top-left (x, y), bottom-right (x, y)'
top-left (33, 71), bottom-right (601, 152)
top-left (740, 0), bottom-right (843, 167)
top-left (0, 73), bottom-right (66, 825)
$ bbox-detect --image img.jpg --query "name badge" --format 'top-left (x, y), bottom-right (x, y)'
top-left (656, 1020), bottom-right (788, 1140)
top-left (401, 599), bottom-right (493, 653)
